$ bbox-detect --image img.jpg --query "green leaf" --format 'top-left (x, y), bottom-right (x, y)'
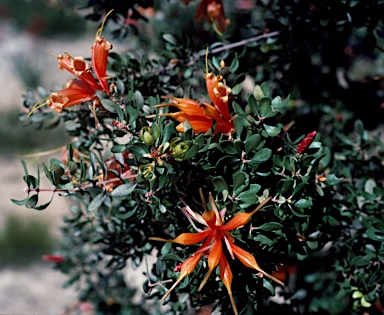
top-left (128, 143), bottom-right (149, 156)
top-left (11, 196), bottom-right (29, 206)
top-left (257, 222), bottom-right (283, 231)
top-left (115, 208), bottom-right (136, 220)
top-left (162, 122), bottom-right (177, 145)
top-left (351, 256), bottom-right (370, 266)
top-left (213, 176), bottom-right (228, 193)
top-left (253, 234), bottom-right (275, 245)
top-left (184, 144), bottom-right (199, 160)
top-left (271, 96), bottom-right (282, 110)
top-left (162, 33), bottom-right (177, 45)
top-left (111, 144), bottom-right (127, 153)
top-left (251, 148), bottom-right (272, 163)
top-left (88, 192), bottom-right (107, 212)
top-left (161, 242), bottom-right (172, 255)
top-left (232, 83), bottom-right (242, 95)
top-left (162, 254), bottom-right (183, 262)
top-left (259, 97), bottom-right (276, 118)
top-left (260, 82), bottom-right (270, 97)
top-left (294, 199), bottom-right (312, 209)
top-left (233, 172), bottom-right (247, 192)
top-left (221, 140), bottom-right (241, 155)
top-left (135, 90), bottom-right (144, 108)
top-left (25, 194), bottom-right (38, 209)
top-left (264, 124), bottom-right (281, 137)
top-left (247, 93), bottom-right (258, 115)
top-left (229, 54), bottom-right (239, 73)
top-left (245, 134), bottom-right (261, 154)
top-left (101, 99), bottom-right (118, 113)
top-left (326, 174), bottom-right (343, 185)
top-left (111, 182), bottom-right (137, 197)
top-left (263, 278), bottom-right (275, 295)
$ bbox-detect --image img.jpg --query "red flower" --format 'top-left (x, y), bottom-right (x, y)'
top-left (47, 36), bottom-right (112, 112)
top-left (296, 131), bottom-right (317, 154)
top-left (42, 254), bottom-right (65, 263)
top-left (194, 0), bottom-right (230, 33)
top-left (150, 192), bottom-right (283, 315)
top-left (154, 72), bottom-right (234, 135)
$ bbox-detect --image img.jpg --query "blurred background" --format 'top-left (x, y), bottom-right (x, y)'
top-left (0, 0), bottom-right (91, 313)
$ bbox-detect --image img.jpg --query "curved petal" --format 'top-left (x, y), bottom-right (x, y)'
top-left (199, 232), bottom-right (222, 291)
top-left (149, 230), bottom-right (211, 246)
top-left (161, 252), bottom-right (203, 301)
top-left (230, 242), bottom-right (284, 286)
top-left (220, 197), bottom-right (271, 231)
top-left (219, 254), bottom-right (238, 315)
top-left (92, 35), bottom-right (112, 91)
top-left (47, 88), bottom-right (95, 112)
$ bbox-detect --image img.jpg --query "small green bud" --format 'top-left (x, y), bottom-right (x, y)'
top-left (172, 141), bottom-right (190, 161)
top-left (157, 158), bottom-right (165, 167)
top-left (253, 85), bottom-right (264, 101)
top-left (139, 162), bottom-right (156, 180)
top-left (139, 126), bottom-right (155, 145)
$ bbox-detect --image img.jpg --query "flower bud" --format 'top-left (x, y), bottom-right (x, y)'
top-left (172, 141), bottom-right (190, 161)
top-left (140, 126), bottom-right (155, 145)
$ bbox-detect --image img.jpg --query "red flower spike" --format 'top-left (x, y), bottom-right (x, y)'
top-left (152, 73), bottom-right (234, 135)
top-left (47, 37), bottom-right (112, 113)
top-left (296, 131), bottom-right (317, 154)
top-left (149, 193), bottom-right (282, 314)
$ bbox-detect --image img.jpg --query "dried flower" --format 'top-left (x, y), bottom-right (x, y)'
top-left (47, 36), bottom-right (112, 112)
top-left (150, 192), bottom-right (283, 315)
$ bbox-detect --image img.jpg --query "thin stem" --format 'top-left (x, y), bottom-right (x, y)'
top-left (24, 173), bottom-right (136, 193)
top-left (195, 31), bottom-right (280, 59)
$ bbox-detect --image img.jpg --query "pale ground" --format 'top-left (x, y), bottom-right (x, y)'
top-left (0, 22), bottom-right (148, 314)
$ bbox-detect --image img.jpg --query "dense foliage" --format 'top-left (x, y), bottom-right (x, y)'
top-left (13, 0), bottom-right (383, 314)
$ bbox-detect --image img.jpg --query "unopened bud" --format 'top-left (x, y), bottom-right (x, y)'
top-left (140, 126), bottom-right (155, 145)
top-left (171, 140), bottom-right (190, 161)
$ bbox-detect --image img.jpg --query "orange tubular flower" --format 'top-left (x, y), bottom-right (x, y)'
top-left (46, 36), bottom-right (112, 113)
top-left (154, 73), bottom-right (234, 135)
top-left (149, 192), bottom-right (283, 315)
top-left (194, 0), bottom-right (230, 33)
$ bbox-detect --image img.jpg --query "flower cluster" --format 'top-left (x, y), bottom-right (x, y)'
top-left (47, 35), bottom-right (112, 112)
top-left (154, 72), bottom-right (234, 134)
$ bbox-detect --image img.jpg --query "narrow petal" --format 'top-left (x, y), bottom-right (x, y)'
top-left (220, 197), bottom-right (271, 231)
top-left (230, 242), bottom-right (284, 286)
top-left (199, 232), bottom-right (222, 291)
top-left (161, 252), bottom-right (203, 301)
top-left (92, 35), bottom-right (112, 91)
top-left (202, 209), bottom-right (217, 230)
top-left (209, 192), bottom-right (223, 225)
top-left (149, 230), bottom-right (211, 246)
top-left (155, 97), bottom-right (206, 117)
top-left (219, 254), bottom-right (238, 315)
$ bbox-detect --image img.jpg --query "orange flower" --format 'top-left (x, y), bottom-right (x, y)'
top-left (194, 0), bottom-right (230, 33)
top-left (154, 72), bottom-right (234, 134)
top-left (149, 192), bottom-right (283, 315)
top-left (47, 36), bottom-right (112, 112)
